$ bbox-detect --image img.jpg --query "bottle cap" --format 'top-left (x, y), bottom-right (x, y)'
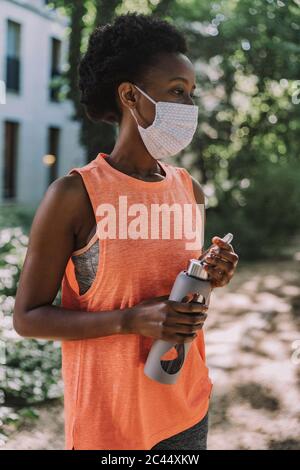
top-left (187, 259), bottom-right (209, 280)
top-left (222, 233), bottom-right (233, 244)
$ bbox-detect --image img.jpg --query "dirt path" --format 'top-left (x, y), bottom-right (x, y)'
top-left (207, 259), bottom-right (300, 450)
top-left (2, 259), bottom-right (300, 450)
top-left (0, 400), bottom-right (64, 450)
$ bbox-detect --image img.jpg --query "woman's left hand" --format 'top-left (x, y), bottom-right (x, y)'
top-left (203, 236), bottom-right (239, 288)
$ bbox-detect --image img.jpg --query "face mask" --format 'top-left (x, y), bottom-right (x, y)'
top-left (129, 84), bottom-right (198, 160)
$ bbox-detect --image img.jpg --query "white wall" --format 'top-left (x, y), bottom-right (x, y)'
top-left (0, 0), bottom-right (86, 205)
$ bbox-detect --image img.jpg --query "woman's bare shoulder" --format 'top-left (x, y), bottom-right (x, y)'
top-left (36, 173), bottom-right (90, 235)
top-left (47, 172), bottom-right (84, 196)
top-left (47, 172), bottom-right (90, 205)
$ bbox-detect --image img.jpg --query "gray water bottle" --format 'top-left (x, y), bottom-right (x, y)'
top-left (144, 233), bottom-right (233, 385)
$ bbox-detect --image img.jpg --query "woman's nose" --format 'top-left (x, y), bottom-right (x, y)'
top-left (185, 96), bottom-right (195, 106)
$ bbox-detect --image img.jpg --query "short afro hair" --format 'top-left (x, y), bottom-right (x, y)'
top-left (78, 12), bottom-right (188, 124)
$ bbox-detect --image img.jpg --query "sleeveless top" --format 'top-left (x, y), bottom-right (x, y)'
top-left (60, 152), bottom-right (213, 450)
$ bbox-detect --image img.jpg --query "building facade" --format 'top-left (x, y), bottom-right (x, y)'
top-left (0, 0), bottom-right (86, 205)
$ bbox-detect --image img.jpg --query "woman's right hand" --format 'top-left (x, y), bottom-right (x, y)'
top-left (124, 295), bottom-right (208, 343)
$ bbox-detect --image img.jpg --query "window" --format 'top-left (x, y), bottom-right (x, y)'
top-left (47, 127), bottom-right (60, 184)
top-left (6, 20), bottom-right (21, 93)
top-left (49, 38), bottom-right (62, 101)
top-left (3, 121), bottom-right (19, 199)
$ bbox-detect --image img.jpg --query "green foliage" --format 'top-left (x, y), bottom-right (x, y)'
top-left (0, 206), bottom-right (36, 234)
top-left (0, 225), bottom-right (62, 443)
top-left (206, 161), bottom-right (300, 259)
top-left (3, 339), bottom-right (62, 406)
top-left (0, 406), bottom-right (40, 445)
top-left (179, 0), bottom-right (300, 181)
top-left (170, 0), bottom-right (300, 258)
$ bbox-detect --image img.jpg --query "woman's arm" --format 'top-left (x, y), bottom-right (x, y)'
top-left (13, 175), bottom-right (129, 341)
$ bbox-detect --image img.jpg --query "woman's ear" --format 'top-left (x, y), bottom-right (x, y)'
top-left (117, 82), bottom-right (137, 110)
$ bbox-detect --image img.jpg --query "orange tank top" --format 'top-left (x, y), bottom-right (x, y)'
top-left (60, 152), bottom-right (213, 450)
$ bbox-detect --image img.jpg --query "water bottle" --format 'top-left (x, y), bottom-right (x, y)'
top-left (144, 233), bottom-right (233, 385)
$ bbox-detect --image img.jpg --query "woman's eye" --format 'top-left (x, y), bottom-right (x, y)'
top-left (172, 89), bottom-right (196, 99)
top-left (173, 89), bottom-right (184, 95)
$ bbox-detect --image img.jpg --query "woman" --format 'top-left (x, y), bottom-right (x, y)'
top-left (14, 13), bottom-right (238, 450)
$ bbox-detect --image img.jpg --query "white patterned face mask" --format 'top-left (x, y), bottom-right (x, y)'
top-left (129, 84), bottom-right (198, 160)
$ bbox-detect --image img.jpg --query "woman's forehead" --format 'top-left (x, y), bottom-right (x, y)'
top-left (147, 53), bottom-right (196, 86)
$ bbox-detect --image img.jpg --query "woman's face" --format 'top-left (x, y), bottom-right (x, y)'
top-left (118, 52), bottom-right (197, 128)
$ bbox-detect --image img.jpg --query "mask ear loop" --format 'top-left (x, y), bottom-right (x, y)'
top-left (129, 108), bottom-right (139, 125)
top-left (134, 84), bottom-right (157, 105)
top-left (129, 84), bottom-right (156, 125)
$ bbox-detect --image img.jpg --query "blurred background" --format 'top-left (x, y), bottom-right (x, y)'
top-left (0, 0), bottom-right (300, 450)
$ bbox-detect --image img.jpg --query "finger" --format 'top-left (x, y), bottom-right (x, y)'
top-left (168, 300), bottom-right (208, 314)
top-left (204, 265), bottom-right (229, 287)
top-left (204, 255), bottom-right (234, 273)
top-left (162, 332), bottom-right (196, 344)
top-left (163, 323), bottom-right (204, 337)
top-left (209, 247), bottom-right (238, 265)
top-left (212, 236), bottom-right (233, 251)
top-left (204, 265), bottom-right (225, 279)
top-left (167, 312), bottom-right (208, 325)
top-left (171, 302), bottom-right (209, 315)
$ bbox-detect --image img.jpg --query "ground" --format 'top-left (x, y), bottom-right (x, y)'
top-left (2, 258), bottom-right (300, 450)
